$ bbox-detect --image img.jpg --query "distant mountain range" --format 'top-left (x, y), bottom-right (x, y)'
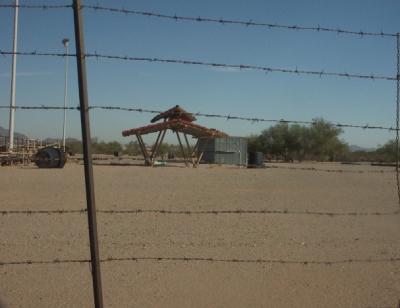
top-left (43, 137), bottom-right (80, 143)
top-left (0, 126), bottom-right (378, 151)
top-left (0, 126), bottom-right (27, 139)
top-left (349, 145), bottom-right (376, 152)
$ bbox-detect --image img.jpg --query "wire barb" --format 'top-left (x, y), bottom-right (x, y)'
top-left (0, 3), bottom-right (72, 9)
top-left (1, 256), bottom-right (400, 267)
top-left (0, 208), bottom-right (398, 217)
top-left (73, 4), bottom-right (398, 38)
top-left (0, 50), bottom-right (396, 81)
top-left (0, 104), bottom-right (397, 132)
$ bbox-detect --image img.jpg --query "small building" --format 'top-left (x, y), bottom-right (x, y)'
top-left (198, 137), bottom-right (248, 166)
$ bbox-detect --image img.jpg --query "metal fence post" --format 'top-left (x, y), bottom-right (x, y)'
top-left (72, 1), bottom-right (104, 307)
top-left (396, 33), bottom-right (400, 206)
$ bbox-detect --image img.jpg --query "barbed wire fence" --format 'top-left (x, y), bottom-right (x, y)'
top-left (0, 1), bottom-right (400, 308)
top-left (1, 208), bottom-right (399, 216)
top-left (0, 2), bottom-right (397, 37)
top-left (2, 255), bottom-right (400, 267)
top-left (0, 50), bottom-right (397, 81)
top-left (0, 104), bottom-right (399, 131)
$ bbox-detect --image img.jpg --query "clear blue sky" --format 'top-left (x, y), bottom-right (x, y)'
top-left (0, 0), bottom-right (399, 147)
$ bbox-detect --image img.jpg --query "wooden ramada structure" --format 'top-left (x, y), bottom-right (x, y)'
top-left (122, 105), bottom-right (228, 167)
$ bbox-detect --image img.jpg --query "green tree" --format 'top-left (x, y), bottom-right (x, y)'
top-left (376, 140), bottom-right (396, 162)
top-left (247, 134), bottom-right (264, 152)
top-left (124, 141), bottom-right (142, 156)
top-left (91, 138), bottom-right (123, 155)
top-left (254, 118), bottom-right (348, 161)
top-left (65, 139), bottom-right (82, 154)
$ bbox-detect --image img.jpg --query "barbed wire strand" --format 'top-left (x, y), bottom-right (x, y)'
top-left (0, 3), bottom-right (72, 9)
top-left (0, 3), bottom-right (397, 39)
top-left (0, 210), bottom-right (86, 215)
top-left (0, 50), bottom-right (397, 81)
top-left (0, 105), bottom-right (397, 132)
top-left (86, 53), bottom-right (398, 81)
top-left (80, 4), bottom-right (398, 38)
top-left (265, 165), bottom-right (395, 173)
top-left (1, 209), bottom-right (398, 217)
top-left (0, 3), bottom-right (399, 291)
top-left (98, 209), bottom-right (399, 216)
top-left (396, 33), bottom-right (400, 207)
top-left (1, 256), bottom-right (400, 267)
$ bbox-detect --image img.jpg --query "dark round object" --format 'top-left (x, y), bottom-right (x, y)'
top-left (248, 152), bottom-right (264, 168)
top-left (35, 147), bottom-right (67, 168)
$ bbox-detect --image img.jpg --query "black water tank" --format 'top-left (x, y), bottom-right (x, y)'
top-left (35, 147), bottom-right (67, 168)
top-left (248, 152), bottom-right (264, 168)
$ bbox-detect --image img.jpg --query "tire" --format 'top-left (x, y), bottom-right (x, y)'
top-left (35, 147), bottom-right (67, 168)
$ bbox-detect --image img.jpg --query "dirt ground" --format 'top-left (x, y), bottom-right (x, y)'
top-left (1, 162), bottom-right (400, 308)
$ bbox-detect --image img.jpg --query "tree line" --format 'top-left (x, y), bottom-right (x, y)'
top-left (66, 137), bottom-right (183, 157)
top-left (65, 119), bottom-right (396, 162)
top-left (248, 118), bottom-right (395, 162)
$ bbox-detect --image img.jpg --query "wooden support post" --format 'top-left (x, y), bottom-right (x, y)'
top-left (150, 130), bottom-right (163, 161)
top-left (136, 134), bottom-right (150, 165)
top-left (176, 131), bottom-right (188, 167)
top-left (190, 139), bottom-right (199, 168)
top-left (194, 137), bottom-right (210, 167)
top-left (155, 129), bottom-right (167, 162)
top-left (151, 129), bottom-right (167, 163)
top-left (136, 134), bottom-right (145, 158)
top-left (196, 151), bottom-right (205, 167)
top-left (183, 133), bottom-right (195, 166)
top-left (191, 139), bottom-right (199, 157)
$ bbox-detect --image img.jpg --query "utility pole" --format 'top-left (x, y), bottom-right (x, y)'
top-left (62, 38), bottom-right (70, 151)
top-left (8, 0), bottom-right (19, 151)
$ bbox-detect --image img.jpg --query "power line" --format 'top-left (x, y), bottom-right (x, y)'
top-left (0, 105), bottom-right (397, 132)
top-left (0, 50), bottom-right (397, 81)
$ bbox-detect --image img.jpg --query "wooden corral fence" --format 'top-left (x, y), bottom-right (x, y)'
top-left (0, 136), bottom-right (60, 166)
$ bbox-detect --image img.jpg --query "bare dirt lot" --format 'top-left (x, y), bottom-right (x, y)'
top-left (1, 162), bottom-right (400, 308)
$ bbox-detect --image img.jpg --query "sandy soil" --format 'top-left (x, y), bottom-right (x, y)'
top-left (1, 162), bottom-right (400, 308)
